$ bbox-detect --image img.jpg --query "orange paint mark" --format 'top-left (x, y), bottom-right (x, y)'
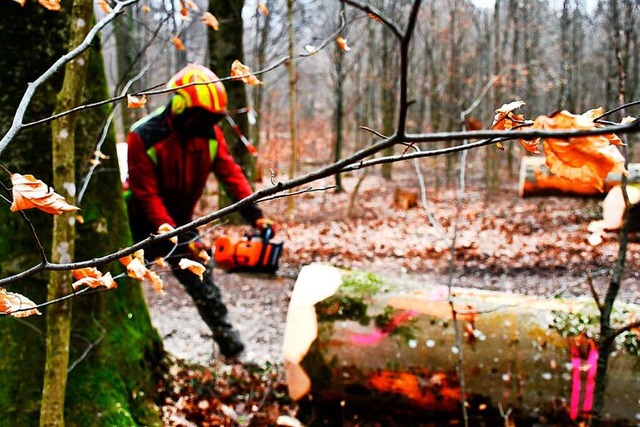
top-left (367, 369), bottom-right (461, 411)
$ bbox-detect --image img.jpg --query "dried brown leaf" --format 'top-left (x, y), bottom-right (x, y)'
top-left (10, 173), bottom-right (79, 215)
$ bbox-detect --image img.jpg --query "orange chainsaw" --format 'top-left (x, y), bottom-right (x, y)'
top-left (213, 227), bottom-right (283, 273)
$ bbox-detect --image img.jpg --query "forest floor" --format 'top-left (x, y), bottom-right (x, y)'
top-left (144, 168), bottom-right (640, 426)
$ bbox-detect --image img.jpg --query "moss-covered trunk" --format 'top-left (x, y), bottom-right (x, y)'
top-left (41, 0), bottom-right (94, 424)
top-left (0, 4), bottom-right (164, 426)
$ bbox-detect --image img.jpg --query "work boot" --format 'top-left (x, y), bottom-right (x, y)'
top-left (214, 329), bottom-right (245, 362)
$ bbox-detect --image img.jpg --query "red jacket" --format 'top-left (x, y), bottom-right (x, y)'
top-left (127, 106), bottom-right (262, 236)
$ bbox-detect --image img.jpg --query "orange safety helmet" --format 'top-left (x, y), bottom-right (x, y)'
top-left (167, 63), bottom-right (228, 116)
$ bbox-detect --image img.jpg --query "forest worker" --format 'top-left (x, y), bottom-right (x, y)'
top-left (126, 63), bottom-right (275, 361)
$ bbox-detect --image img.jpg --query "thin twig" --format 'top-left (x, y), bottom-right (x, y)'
top-left (0, 0), bottom-right (138, 156)
top-left (21, 8), bottom-right (349, 132)
top-left (258, 185), bottom-right (337, 202)
top-left (343, 137), bottom-right (507, 171)
top-left (67, 312), bottom-right (106, 373)
top-left (405, 117), bottom-right (640, 143)
top-left (413, 158), bottom-right (450, 247)
top-left (358, 125), bottom-right (388, 139)
top-left (593, 99), bottom-right (640, 121)
top-left (341, 0), bottom-right (404, 39)
top-left (461, 75), bottom-right (499, 118)
top-left (586, 271), bottom-right (603, 313)
top-left (77, 38), bottom-right (173, 204)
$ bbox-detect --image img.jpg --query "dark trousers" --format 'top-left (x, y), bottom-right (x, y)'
top-left (128, 217), bottom-right (238, 343)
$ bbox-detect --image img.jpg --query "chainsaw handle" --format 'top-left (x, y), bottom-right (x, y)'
top-left (261, 225), bottom-right (274, 242)
top-left (244, 227), bottom-right (273, 242)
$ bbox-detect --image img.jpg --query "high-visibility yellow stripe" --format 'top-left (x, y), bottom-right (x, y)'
top-left (146, 147), bottom-right (157, 164)
top-left (209, 83), bottom-right (223, 112)
top-left (175, 68), bottom-right (222, 112)
top-left (209, 139), bottom-right (218, 161)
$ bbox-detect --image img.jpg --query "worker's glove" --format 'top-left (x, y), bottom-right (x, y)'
top-left (255, 218), bottom-right (276, 240)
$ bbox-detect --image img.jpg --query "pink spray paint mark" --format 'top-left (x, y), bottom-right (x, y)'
top-left (570, 345), bottom-right (582, 420)
top-left (350, 310), bottom-right (418, 346)
top-left (351, 329), bottom-right (387, 346)
top-left (582, 347), bottom-right (598, 413)
top-left (570, 341), bottom-right (598, 420)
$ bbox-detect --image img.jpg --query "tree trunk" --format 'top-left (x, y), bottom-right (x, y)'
top-left (380, 3), bottom-right (397, 181)
top-left (445, 0), bottom-right (463, 185)
top-left (486, 0), bottom-right (502, 195)
top-left (558, 0), bottom-right (571, 110)
top-left (506, 0), bottom-right (521, 177)
top-left (522, 0), bottom-right (537, 109)
top-left (208, 0), bottom-right (253, 223)
top-left (333, 2), bottom-right (346, 192)
top-left (41, 0), bottom-right (93, 424)
top-left (428, 0), bottom-right (441, 191)
top-left (251, 0), bottom-right (272, 178)
top-left (287, 0), bottom-right (298, 216)
top-left (0, 4), bottom-right (163, 426)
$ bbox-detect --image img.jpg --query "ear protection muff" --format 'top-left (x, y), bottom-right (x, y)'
top-left (170, 93), bottom-right (187, 116)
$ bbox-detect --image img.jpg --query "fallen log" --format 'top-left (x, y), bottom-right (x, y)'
top-left (283, 264), bottom-right (640, 423)
top-left (519, 156), bottom-right (640, 198)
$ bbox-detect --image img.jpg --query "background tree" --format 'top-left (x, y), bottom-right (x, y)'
top-left (287, 0), bottom-right (299, 215)
top-left (249, 0), bottom-right (274, 179)
top-left (209, 0), bottom-right (255, 223)
top-left (332, 2), bottom-right (347, 192)
top-left (0, 4), bottom-right (163, 425)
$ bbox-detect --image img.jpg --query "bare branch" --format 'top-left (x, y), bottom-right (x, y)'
top-left (593, 99), bottom-right (640, 121)
top-left (587, 271), bottom-right (603, 313)
top-left (359, 126), bottom-right (388, 139)
top-left (0, 131), bottom-right (399, 285)
top-left (0, 0), bottom-right (138, 156)
top-left (406, 118), bottom-right (640, 144)
top-left (397, 0), bottom-right (423, 137)
top-left (77, 39), bottom-right (174, 205)
top-left (257, 185), bottom-right (338, 202)
top-left (461, 76), bottom-right (500, 118)
top-left (21, 8), bottom-right (349, 132)
top-left (609, 320), bottom-right (640, 341)
top-left (343, 137), bottom-right (505, 171)
top-left (341, 0), bottom-right (404, 39)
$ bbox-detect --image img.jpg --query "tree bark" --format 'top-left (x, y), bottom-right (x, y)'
top-left (287, 0), bottom-right (298, 215)
top-left (251, 0), bottom-right (272, 179)
top-left (380, 0), bottom-right (398, 181)
top-left (333, 2), bottom-right (346, 192)
top-left (486, 0), bottom-right (502, 195)
top-left (558, 0), bottom-right (572, 110)
top-left (40, 0), bottom-right (93, 424)
top-left (428, 0), bottom-right (441, 190)
top-left (0, 3), bottom-right (163, 425)
top-left (208, 0), bottom-right (253, 223)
